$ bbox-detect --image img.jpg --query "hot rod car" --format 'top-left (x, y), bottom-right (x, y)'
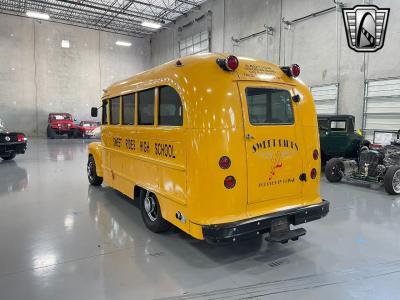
top-left (325, 130), bottom-right (400, 195)
top-left (0, 118), bottom-right (27, 160)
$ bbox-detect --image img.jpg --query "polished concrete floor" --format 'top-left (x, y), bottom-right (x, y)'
top-left (1, 139), bottom-right (400, 300)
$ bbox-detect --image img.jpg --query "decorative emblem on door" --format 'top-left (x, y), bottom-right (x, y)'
top-left (269, 151), bottom-right (283, 180)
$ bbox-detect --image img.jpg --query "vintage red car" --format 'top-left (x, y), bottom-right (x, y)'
top-left (47, 113), bottom-right (79, 139)
top-left (78, 121), bottom-right (100, 138)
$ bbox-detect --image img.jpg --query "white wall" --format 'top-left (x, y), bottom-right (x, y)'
top-left (151, 0), bottom-right (399, 130)
top-left (0, 14), bottom-right (151, 136)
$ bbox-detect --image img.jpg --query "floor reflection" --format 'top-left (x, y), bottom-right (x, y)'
top-left (0, 161), bottom-right (28, 194)
top-left (46, 140), bottom-right (85, 161)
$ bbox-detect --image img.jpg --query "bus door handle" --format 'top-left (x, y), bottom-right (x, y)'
top-left (245, 133), bottom-right (254, 140)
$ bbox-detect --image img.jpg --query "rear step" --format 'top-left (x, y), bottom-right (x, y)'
top-left (266, 228), bottom-right (307, 244)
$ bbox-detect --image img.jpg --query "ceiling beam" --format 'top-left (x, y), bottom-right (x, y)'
top-left (127, 0), bottom-right (183, 14)
top-left (52, 0), bottom-right (173, 22)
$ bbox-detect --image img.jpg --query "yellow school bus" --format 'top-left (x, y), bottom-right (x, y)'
top-left (87, 53), bottom-right (329, 244)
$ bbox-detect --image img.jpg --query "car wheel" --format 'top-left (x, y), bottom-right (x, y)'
top-left (47, 126), bottom-right (55, 139)
top-left (1, 153), bottom-right (16, 160)
top-left (384, 166), bottom-right (400, 195)
top-left (87, 156), bottom-right (103, 186)
top-left (325, 158), bottom-right (345, 182)
top-left (72, 128), bottom-right (80, 138)
top-left (140, 189), bottom-right (171, 233)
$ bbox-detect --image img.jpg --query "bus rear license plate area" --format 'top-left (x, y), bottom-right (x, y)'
top-left (270, 217), bottom-right (289, 233)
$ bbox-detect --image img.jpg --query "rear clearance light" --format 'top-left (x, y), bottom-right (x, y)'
top-left (216, 55), bottom-right (239, 71)
top-left (313, 149), bottom-right (319, 160)
top-left (17, 134), bottom-right (26, 142)
top-left (224, 176), bottom-right (236, 189)
top-left (219, 156), bottom-right (231, 169)
top-left (310, 168), bottom-right (317, 179)
top-left (280, 64), bottom-right (300, 78)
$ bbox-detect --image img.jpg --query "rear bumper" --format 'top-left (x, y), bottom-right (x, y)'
top-left (202, 200), bottom-right (329, 244)
top-left (0, 142), bottom-right (27, 155)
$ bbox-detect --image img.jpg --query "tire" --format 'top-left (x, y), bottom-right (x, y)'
top-left (47, 126), bottom-right (56, 139)
top-left (140, 189), bottom-right (171, 233)
top-left (325, 158), bottom-right (345, 182)
top-left (1, 153), bottom-right (16, 160)
top-left (72, 128), bottom-right (79, 138)
top-left (384, 166), bottom-right (400, 195)
top-left (87, 156), bottom-right (103, 186)
top-left (67, 129), bottom-right (78, 139)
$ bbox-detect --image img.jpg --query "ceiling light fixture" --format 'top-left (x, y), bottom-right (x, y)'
top-left (61, 40), bottom-right (70, 48)
top-left (115, 41), bottom-right (132, 47)
top-left (141, 21), bottom-right (162, 29)
top-left (26, 11), bottom-right (50, 20)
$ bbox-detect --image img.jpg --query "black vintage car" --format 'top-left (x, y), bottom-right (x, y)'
top-left (325, 130), bottom-right (400, 195)
top-left (318, 114), bottom-right (369, 163)
top-left (0, 119), bottom-right (27, 160)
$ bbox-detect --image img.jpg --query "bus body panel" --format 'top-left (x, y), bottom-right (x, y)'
top-left (89, 53), bottom-right (326, 241)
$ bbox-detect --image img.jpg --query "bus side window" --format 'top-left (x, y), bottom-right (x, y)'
top-left (138, 89), bottom-right (154, 125)
top-left (122, 93), bottom-right (135, 125)
top-left (110, 96), bottom-right (120, 125)
top-left (159, 86), bottom-right (183, 126)
top-left (102, 100), bottom-right (108, 125)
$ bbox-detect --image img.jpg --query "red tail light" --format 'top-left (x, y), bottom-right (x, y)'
top-left (313, 149), bottom-right (319, 160)
top-left (290, 64), bottom-right (300, 77)
top-left (216, 55), bottom-right (239, 72)
top-left (281, 63), bottom-right (300, 78)
top-left (224, 176), bottom-right (236, 189)
top-left (219, 156), bottom-right (231, 169)
top-left (310, 168), bottom-right (317, 179)
top-left (226, 55), bottom-right (239, 71)
top-left (17, 134), bottom-right (26, 142)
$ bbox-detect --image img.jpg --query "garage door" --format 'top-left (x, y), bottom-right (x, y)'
top-left (310, 84), bottom-right (338, 114)
top-left (364, 78), bottom-right (400, 140)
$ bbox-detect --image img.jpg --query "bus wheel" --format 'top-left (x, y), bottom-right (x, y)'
top-left (140, 189), bottom-right (171, 233)
top-left (87, 156), bottom-right (103, 186)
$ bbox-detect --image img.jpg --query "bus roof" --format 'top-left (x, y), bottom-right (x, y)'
top-left (102, 53), bottom-right (302, 99)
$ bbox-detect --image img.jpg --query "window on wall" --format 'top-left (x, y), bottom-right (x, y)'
top-left (122, 94), bottom-right (135, 125)
top-left (159, 86), bottom-right (183, 126)
top-left (138, 89), bottom-right (154, 125)
top-left (310, 84), bottom-right (338, 115)
top-left (102, 100), bottom-right (108, 125)
top-left (179, 31), bottom-right (209, 57)
top-left (110, 97), bottom-right (120, 125)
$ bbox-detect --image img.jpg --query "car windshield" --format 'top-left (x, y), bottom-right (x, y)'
top-left (51, 114), bottom-right (71, 120)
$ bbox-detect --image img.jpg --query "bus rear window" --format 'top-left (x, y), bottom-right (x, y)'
top-left (246, 88), bottom-right (294, 125)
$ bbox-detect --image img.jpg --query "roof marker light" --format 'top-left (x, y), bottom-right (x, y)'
top-left (216, 55), bottom-right (239, 72)
top-left (281, 63), bottom-right (301, 78)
